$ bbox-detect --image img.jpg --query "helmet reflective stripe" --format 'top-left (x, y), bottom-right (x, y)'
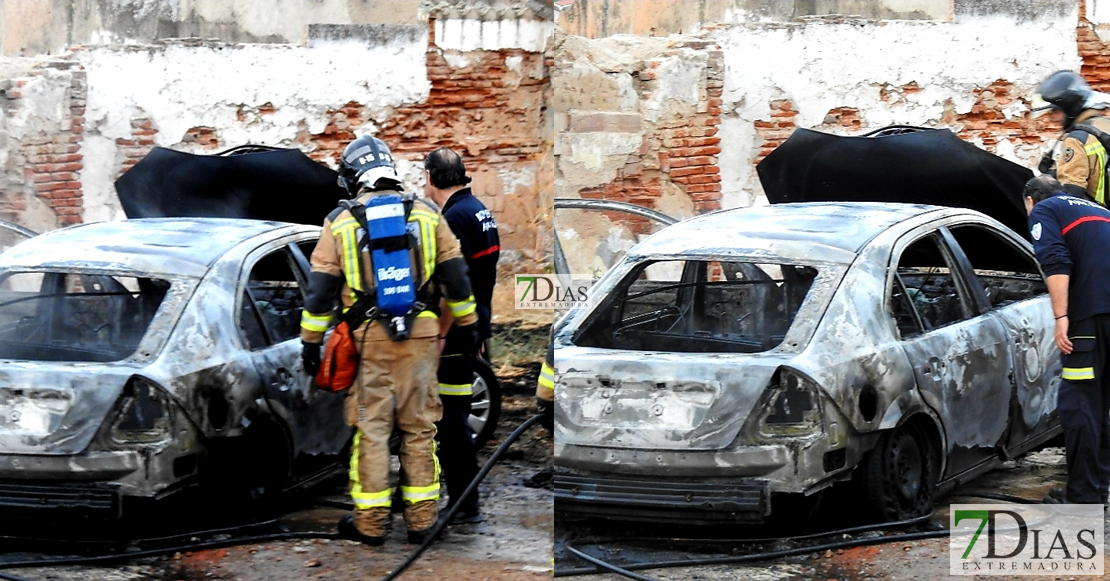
top-left (359, 165), bottom-right (401, 188)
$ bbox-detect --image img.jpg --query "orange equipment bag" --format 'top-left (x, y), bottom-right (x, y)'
top-left (315, 321), bottom-right (359, 392)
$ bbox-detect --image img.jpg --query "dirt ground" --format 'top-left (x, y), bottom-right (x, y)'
top-left (1, 318), bottom-right (553, 581)
top-left (556, 443), bottom-right (1110, 581)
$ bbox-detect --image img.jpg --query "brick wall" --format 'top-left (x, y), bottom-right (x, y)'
top-left (0, 62), bottom-right (86, 230)
top-left (567, 42), bottom-right (725, 223)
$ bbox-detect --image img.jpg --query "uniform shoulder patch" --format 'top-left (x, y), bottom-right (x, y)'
top-left (1031, 223), bottom-right (1042, 241)
top-left (1063, 147), bottom-right (1075, 163)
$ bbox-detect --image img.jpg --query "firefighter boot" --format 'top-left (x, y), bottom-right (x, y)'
top-left (405, 499), bottom-right (438, 543)
top-left (349, 507), bottom-right (391, 544)
top-left (338, 514), bottom-right (386, 546)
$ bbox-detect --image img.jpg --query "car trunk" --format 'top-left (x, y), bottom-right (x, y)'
top-left (556, 345), bottom-right (791, 451)
top-left (0, 364), bottom-right (130, 455)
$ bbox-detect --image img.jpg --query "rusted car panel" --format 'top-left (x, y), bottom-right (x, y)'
top-left (0, 219), bottom-right (348, 514)
top-left (553, 203), bottom-right (1061, 524)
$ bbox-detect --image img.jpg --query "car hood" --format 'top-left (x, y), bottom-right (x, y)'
top-left (756, 127), bottom-right (1033, 238)
top-left (115, 146), bottom-right (345, 225)
top-left (555, 344), bottom-right (791, 450)
top-left (0, 363), bottom-right (131, 455)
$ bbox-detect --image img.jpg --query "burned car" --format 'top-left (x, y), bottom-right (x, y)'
top-left (553, 203), bottom-right (1059, 523)
top-left (0, 218), bottom-right (349, 516)
top-left (554, 127), bottom-right (1059, 524)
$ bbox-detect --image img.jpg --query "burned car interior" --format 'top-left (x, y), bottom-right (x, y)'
top-left (574, 259), bottom-right (818, 353)
top-left (0, 272), bottom-right (169, 362)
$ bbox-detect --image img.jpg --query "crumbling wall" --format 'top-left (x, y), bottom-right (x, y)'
top-left (556, 1), bottom-right (1084, 272)
top-left (0, 1), bottom-right (553, 268)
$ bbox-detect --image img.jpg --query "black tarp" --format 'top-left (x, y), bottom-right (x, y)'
top-left (114, 147), bottom-right (345, 225)
top-left (756, 127), bottom-right (1033, 238)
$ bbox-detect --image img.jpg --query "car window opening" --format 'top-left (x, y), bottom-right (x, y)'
top-left (891, 235), bottom-right (969, 337)
top-left (948, 224), bottom-right (1047, 309)
top-left (0, 272), bottom-right (169, 362)
top-left (574, 259), bottom-right (818, 353)
top-left (243, 250), bottom-right (305, 348)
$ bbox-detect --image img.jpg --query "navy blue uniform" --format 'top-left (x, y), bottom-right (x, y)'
top-left (436, 187), bottom-right (499, 517)
top-left (1030, 191), bottom-right (1110, 503)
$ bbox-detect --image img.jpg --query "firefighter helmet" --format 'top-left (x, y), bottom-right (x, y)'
top-left (337, 135), bottom-right (400, 195)
top-left (1033, 70), bottom-right (1095, 129)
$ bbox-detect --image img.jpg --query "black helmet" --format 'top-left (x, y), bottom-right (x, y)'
top-left (337, 135), bottom-right (400, 196)
top-left (1033, 70), bottom-right (1093, 128)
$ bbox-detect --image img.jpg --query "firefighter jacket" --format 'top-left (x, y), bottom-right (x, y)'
top-left (1057, 110), bottom-right (1110, 205)
top-left (537, 333), bottom-right (554, 403)
top-left (1029, 191), bottom-right (1110, 323)
top-left (441, 187), bottom-right (499, 339)
top-left (299, 189), bottom-right (479, 344)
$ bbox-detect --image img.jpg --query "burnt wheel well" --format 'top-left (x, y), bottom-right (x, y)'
top-left (900, 413), bottom-right (944, 480)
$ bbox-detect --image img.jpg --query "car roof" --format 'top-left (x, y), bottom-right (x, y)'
top-left (630, 202), bottom-right (952, 264)
top-left (0, 218), bottom-right (314, 277)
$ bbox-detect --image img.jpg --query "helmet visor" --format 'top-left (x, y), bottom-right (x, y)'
top-left (1030, 93), bottom-right (1057, 116)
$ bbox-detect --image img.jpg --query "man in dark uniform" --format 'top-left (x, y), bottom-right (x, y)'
top-left (1033, 71), bottom-right (1110, 204)
top-left (1026, 174), bottom-right (1110, 505)
top-left (423, 147), bottom-right (500, 523)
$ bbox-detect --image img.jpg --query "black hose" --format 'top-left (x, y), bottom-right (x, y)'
top-left (555, 491), bottom-right (1048, 579)
top-left (376, 413), bottom-right (544, 581)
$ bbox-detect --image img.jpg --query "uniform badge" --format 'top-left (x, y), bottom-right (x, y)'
top-left (1031, 223), bottom-right (1042, 241)
top-left (1063, 147), bottom-right (1075, 163)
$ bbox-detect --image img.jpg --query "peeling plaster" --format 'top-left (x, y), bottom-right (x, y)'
top-left (77, 38), bottom-right (429, 147)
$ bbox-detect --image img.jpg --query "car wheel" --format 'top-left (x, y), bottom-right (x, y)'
top-left (861, 422), bottom-right (937, 521)
top-left (469, 358), bottom-right (502, 448)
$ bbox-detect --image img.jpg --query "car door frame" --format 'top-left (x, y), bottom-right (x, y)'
top-left (885, 220), bottom-right (1016, 480)
top-left (234, 232), bottom-right (350, 471)
top-left (937, 218), bottom-right (1062, 456)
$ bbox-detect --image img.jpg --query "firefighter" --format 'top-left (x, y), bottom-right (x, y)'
top-left (1025, 175), bottom-right (1110, 505)
top-left (1033, 70), bottom-right (1110, 204)
top-left (300, 135), bottom-right (481, 545)
top-left (422, 148), bottom-right (499, 524)
top-left (537, 333), bottom-right (554, 432)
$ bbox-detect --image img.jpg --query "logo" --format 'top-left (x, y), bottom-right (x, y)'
top-left (1064, 147), bottom-right (1075, 163)
top-left (515, 274), bottom-right (593, 309)
top-left (1031, 223), bottom-right (1042, 240)
top-left (950, 503), bottom-right (1103, 575)
top-left (377, 266), bottom-right (411, 282)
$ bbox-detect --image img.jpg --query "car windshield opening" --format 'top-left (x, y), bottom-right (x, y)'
top-left (0, 272), bottom-right (170, 362)
top-left (574, 259), bottom-right (818, 353)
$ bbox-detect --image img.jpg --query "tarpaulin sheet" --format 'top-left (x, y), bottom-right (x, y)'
top-left (756, 127), bottom-right (1034, 238)
top-left (114, 147), bottom-right (345, 225)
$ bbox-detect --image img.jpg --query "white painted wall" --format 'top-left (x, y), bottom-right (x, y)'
top-left (75, 34), bottom-right (429, 221)
top-left (709, 11), bottom-right (1081, 209)
top-left (435, 18), bottom-right (553, 52)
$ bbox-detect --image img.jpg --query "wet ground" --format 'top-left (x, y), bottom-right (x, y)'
top-left (555, 441), bottom-right (1110, 581)
top-left (0, 321), bottom-right (553, 581)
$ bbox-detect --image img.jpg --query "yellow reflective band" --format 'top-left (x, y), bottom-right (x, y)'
top-left (401, 483), bottom-right (440, 504)
top-left (417, 310), bottom-right (438, 319)
top-left (409, 213), bottom-right (437, 280)
top-left (348, 431), bottom-right (391, 508)
top-left (1085, 141), bottom-right (1107, 205)
top-left (1063, 367), bottom-right (1096, 381)
top-left (447, 297), bottom-right (477, 318)
top-left (300, 311), bottom-right (331, 332)
top-left (438, 383), bottom-right (472, 396)
top-left (343, 226), bottom-right (364, 292)
top-left (330, 216), bottom-right (358, 233)
top-left (539, 363), bottom-right (555, 390)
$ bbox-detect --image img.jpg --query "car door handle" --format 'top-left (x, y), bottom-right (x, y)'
top-left (925, 357), bottom-right (946, 376)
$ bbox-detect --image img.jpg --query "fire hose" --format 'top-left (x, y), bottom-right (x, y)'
top-left (555, 491), bottom-right (1042, 581)
top-left (0, 413), bottom-right (545, 581)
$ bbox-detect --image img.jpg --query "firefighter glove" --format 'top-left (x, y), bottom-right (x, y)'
top-left (536, 396), bottom-right (554, 432)
top-left (302, 341), bottom-right (322, 376)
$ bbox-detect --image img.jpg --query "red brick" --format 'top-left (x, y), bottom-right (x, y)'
top-left (688, 174), bottom-right (722, 185)
top-left (34, 182), bottom-right (67, 192)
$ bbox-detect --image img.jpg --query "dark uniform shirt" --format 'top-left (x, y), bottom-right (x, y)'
top-left (442, 187), bottom-right (499, 338)
top-left (1029, 192), bottom-right (1110, 322)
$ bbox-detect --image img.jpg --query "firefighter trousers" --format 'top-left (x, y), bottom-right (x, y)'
top-left (1059, 314), bottom-right (1110, 504)
top-left (435, 327), bottom-right (481, 515)
top-left (345, 314), bottom-right (442, 536)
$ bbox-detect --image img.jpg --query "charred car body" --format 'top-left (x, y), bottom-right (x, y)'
top-left (0, 218), bottom-right (350, 517)
top-left (553, 127), bottom-right (1060, 524)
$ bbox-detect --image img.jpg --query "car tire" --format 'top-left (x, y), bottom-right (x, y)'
top-left (861, 421), bottom-right (937, 521)
top-left (470, 358), bottom-right (502, 448)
